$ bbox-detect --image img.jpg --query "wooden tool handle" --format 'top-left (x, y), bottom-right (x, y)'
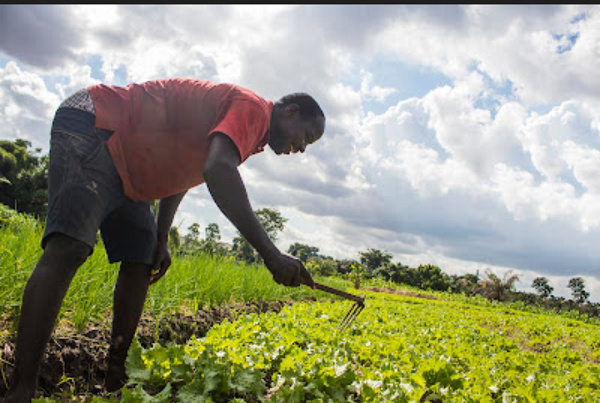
top-left (314, 282), bottom-right (365, 304)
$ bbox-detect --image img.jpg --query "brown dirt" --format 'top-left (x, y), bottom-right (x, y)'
top-left (0, 300), bottom-right (294, 401)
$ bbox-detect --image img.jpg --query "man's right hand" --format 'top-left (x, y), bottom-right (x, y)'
top-left (203, 135), bottom-right (314, 289)
top-left (264, 252), bottom-right (315, 288)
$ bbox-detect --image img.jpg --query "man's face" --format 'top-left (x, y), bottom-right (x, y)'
top-left (269, 104), bottom-right (325, 155)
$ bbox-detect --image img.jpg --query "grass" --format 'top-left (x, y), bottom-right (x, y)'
top-left (0, 208), bottom-right (44, 327)
top-left (0, 206), bottom-right (346, 332)
top-left (143, 253), bottom-right (316, 316)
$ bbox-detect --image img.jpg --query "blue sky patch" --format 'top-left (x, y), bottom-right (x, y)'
top-left (0, 53), bottom-right (10, 67)
top-left (554, 32), bottom-right (579, 54)
top-left (341, 53), bottom-right (452, 115)
top-left (86, 54), bottom-right (105, 81)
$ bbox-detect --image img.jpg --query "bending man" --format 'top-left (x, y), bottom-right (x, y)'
top-left (4, 78), bottom-right (325, 402)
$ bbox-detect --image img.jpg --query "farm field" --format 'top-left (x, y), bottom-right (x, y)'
top-left (1, 209), bottom-right (600, 402)
top-left (12, 289), bottom-right (600, 402)
top-left (95, 292), bottom-right (600, 402)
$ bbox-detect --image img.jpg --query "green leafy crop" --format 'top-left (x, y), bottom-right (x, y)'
top-left (118, 291), bottom-right (600, 402)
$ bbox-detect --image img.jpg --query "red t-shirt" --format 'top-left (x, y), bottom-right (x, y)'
top-left (88, 78), bottom-right (273, 201)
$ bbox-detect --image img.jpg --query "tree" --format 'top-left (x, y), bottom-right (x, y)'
top-left (205, 223), bottom-right (221, 243)
top-left (447, 272), bottom-right (480, 295)
top-left (231, 236), bottom-right (257, 263)
top-left (0, 139), bottom-right (48, 219)
top-left (480, 269), bottom-right (520, 301)
top-left (232, 207), bottom-right (287, 264)
top-left (336, 259), bottom-right (360, 275)
top-left (532, 277), bottom-right (553, 298)
top-left (374, 262), bottom-right (412, 285)
top-left (201, 223), bottom-right (227, 256)
top-left (305, 257), bottom-right (337, 277)
top-left (188, 223), bottom-right (201, 239)
top-left (181, 222), bottom-right (202, 254)
top-left (415, 264), bottom-right (450, 291)
top-left (256, 208), bottom-right (287, 242)
top-left (287, 242), bottom-right (319, 263)
top-left (358, 248), bottom-right (393, 278)
top-left (568, 277), bottom-right (589, 304)
top-left (168, 226), bottom-right (181, 252)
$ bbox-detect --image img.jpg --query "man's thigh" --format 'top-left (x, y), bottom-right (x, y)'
top-left (100, 200), bottom-right (158, 266)
top-left (43, 108), bottom-right (124, 252)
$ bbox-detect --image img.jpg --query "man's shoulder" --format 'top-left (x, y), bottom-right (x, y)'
top-left (226, 86), bottom-right (271, 110)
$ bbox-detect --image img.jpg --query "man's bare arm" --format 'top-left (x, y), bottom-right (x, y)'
top-left (157, 191), bottom-right (187, 243)
top-left (203, 133), bottom-right (313, 287)
top-left (150, 191), bottom-right (187, 284)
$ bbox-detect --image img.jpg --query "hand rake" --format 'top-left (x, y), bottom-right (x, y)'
top-left (314, 282), bottom-right (365, 331)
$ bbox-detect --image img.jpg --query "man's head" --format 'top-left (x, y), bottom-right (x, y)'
top-left (269, 93), bottom-right (325, 155)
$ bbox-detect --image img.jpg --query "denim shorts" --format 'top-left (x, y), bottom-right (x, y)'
top-left (43, 108), bottom-right (157, 265)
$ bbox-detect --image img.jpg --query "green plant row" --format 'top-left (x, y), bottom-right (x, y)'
top-left (84, 290), bottom-right (600, 402)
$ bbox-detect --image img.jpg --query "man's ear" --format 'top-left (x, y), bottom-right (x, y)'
top-left (285, 103), bottom-right (300, 117)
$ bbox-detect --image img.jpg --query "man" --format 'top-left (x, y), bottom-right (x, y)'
top-left (4, 78), bottom-right (325, 402)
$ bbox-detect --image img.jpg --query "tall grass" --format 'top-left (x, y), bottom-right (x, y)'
top-left (143, 253), bottom-right (316, 317)
top-left (0, 206), bottom-right (341, 332)
top-left (0, 207), bottom-right (43, 325)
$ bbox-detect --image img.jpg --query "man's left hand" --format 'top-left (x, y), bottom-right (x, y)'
top-left (150, 241), bottom-right (172, 284)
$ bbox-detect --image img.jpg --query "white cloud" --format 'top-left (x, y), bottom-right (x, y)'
top-left (561, 141), bottom-right (600, 194)
top-left (360, 70), bottom-right (397, 103)
top-left (1, 5), bottom-right (600, 302)
top-left (0, 62), bottom-right (59, 149)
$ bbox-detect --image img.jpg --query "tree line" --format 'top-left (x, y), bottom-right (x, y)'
top-left (169, 216), bottom-right (599, 318)
top-left (2, 138), bottom-right (598, 319)
top-left (0, 139), bottom-right (48, 219)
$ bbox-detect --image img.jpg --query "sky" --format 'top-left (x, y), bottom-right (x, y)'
top-left (1, 5), bottom-right (599, 302)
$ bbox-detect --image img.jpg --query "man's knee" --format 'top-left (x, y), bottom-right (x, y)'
top-left (119, 262), bottom-right (152, 277)
top-left (42, 233), bottom-right (93, 269)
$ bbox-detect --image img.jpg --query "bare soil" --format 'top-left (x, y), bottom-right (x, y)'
top-left (0, 300), bottom-right (294, 401)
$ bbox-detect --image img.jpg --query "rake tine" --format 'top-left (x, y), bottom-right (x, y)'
top-left (338, 303), bottom-right (358, 330)
top-left (312, 282), bottom-right (366, 331)
top-left (338, 302), bottom-right (364, 332)
top-left (338, 306), bottom-right (361, 332)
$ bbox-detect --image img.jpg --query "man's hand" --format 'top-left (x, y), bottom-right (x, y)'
top-left (264, 252), bottom-right (315, 288)
top-left (153, 192), bottom-right (186, 285)
top-left (150, 241), bottom-right (172, 284)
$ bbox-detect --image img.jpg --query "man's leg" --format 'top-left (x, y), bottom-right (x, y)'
top-left (105, 262), bottom-right (152, 392)
top-left (5, 234), bottom-right (91, 403)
